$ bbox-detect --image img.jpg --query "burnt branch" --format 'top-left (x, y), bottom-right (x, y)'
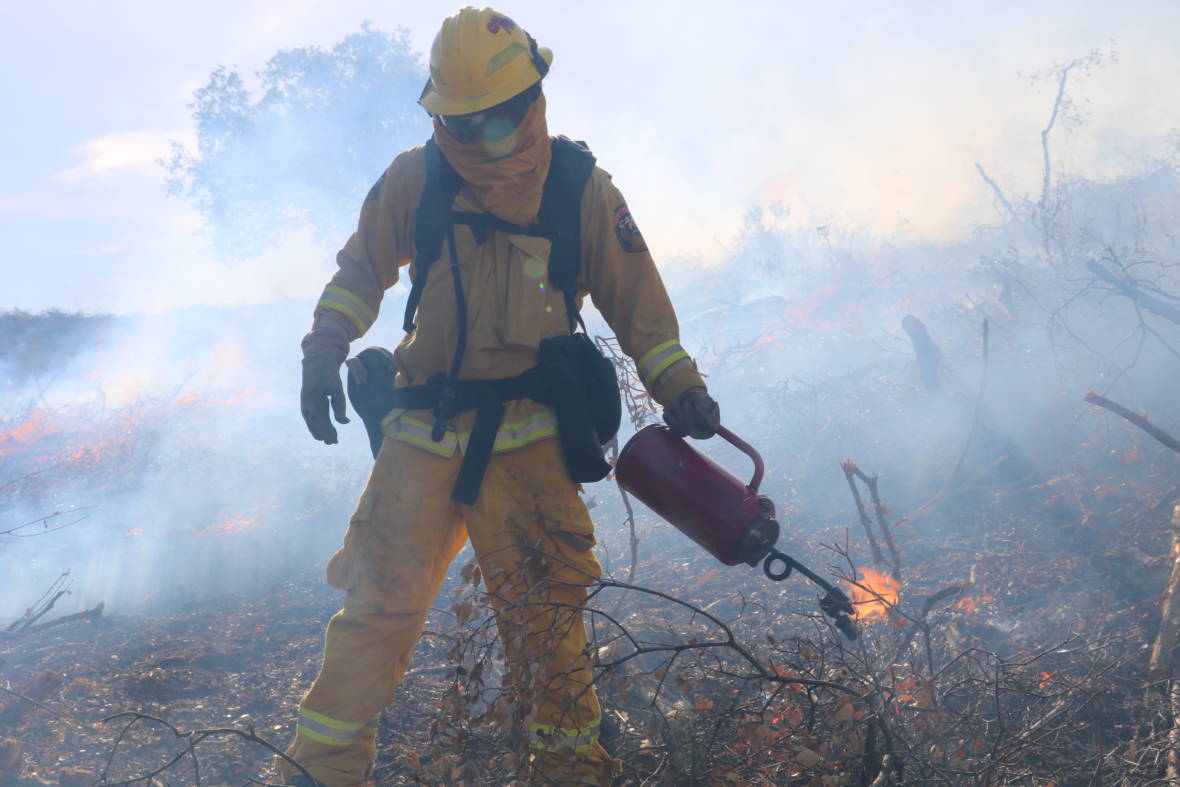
top-left (1084, 391), bottom-right (1180, 457)
top-left (1, 507), bottom-right (94, 538)
top-left (841, 460), bottom-right (885, 566)
top-left (1086, 257), bottom-right (1180, 328)
top-left (845, 462), bottom-right (902, 579)
top-left (6, 571), bottom-right (71, 632)
top-left (25, 602), bottom-right (104, 634)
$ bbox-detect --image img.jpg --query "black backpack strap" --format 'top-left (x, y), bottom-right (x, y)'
top-left (541, 137), bottom-right (597, 333)
top-left (404, 139), bottom-right (463, 333)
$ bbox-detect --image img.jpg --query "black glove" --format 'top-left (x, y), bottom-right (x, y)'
top-left (663, 386), bottom-right (721, 440)
top-left (300, 322), bottom-right (350, 444)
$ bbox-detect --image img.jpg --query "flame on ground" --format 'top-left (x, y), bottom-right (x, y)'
top-left (0, 410), bottom-right (59, 455)
top-left (172, 388), bottom-right (257, 408)
top-left (954, 593), bottom-right (994, 614)
top-left (848, 567), bottom-right (900, 622)
top-left (195, 517), bottom-right (258, 538)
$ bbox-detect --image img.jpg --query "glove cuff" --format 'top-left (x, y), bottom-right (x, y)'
top-left (302, 321), bottom-right (350, 360)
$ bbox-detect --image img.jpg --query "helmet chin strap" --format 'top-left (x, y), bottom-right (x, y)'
top-left (525, 32), bottom-right (549, 78)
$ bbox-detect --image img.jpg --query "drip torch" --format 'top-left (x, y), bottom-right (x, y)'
top-left (616, 425), bottom-right (858, 640)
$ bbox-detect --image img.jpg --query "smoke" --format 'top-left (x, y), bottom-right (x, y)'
top-left (6, 20), bottom-right (1180, 631)
top-left (0, 303), bottom-right (380, 619)
top-left (634, 160), bottom-right (1180, 556)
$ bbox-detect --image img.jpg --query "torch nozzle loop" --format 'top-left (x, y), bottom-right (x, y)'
top-left (762, 548), bottom-right (859, 640)
top-left (763, 551), bottom-right (794, 581)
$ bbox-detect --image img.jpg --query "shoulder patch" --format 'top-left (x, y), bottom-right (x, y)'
top-left (613, 203), bottom-right (647, 253)
top-left (365, 171), bottom-right (386, 202)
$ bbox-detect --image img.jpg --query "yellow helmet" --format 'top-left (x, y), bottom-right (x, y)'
top-left (419, 7), bottom-right (553, 116)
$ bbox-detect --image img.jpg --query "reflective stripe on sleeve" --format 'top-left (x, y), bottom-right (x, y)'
top-left (636, 340), bottom-right (690, 388)
top-left (297, 708), bottom-right (372, 747)
top-left (317, 285), bottom-right (378, 335)
top-left (529, 719), bottom-right (600, 753)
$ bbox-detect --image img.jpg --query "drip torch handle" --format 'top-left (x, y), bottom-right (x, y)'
top-left (716, 425), bottom-right (764, 492)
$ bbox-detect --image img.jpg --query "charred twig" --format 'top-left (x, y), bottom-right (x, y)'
top-left (901, 315), bottom-right (942, 393)
top-left (1168, 676), bottom-right (1180, 784)
top-left (1149, 506), bottom-right (1180, 682)
top-left (12, 590), bottom-right (68, 632)
top-left (851, 463), bottom-right (901, 578)
top-left (888, 585), bottom-right (966, 673)
top-left (869, 753), bottom-right (896, 787)
top-left (0, 681), bottom-right (79, 727)
top-left (1086, 257), bottom-right (1180, 328)
top-left (26, 601), bottom-right (104, 633)
top-left (975, 164), bottom-right (1020, 224)
top-left (1, 507), bottom-right (95, 538)
top-left (842, 461), bottom-right (885, 566)
top-left (6, 571), bottom-right (71, 632)
top-left (96, 712), bottom-right (316, 787)
top-left (841, 461), bottom-right (901, 575)
top-left (945, 319), bottom-right (990, 493)
top-left (1084, 391), bottom-right (1180, 457)
top-left (908, 320), bottom-right (993, 522)
top-left (1135, 484), bottom-right (1180, 523)
top-left (587, 577), bottom-right (859, 697)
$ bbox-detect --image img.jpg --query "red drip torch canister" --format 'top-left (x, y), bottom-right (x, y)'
top-left (615, 425), bottom-right (780, 567)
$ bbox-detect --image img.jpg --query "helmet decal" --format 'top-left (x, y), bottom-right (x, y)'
top-left (486, 42), bottom-right (526, 76)
top-left (487, 15), bottom-right (517, 34)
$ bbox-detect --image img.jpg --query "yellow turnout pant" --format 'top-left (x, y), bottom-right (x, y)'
top-left (279, 437), bottom-right (616, 786)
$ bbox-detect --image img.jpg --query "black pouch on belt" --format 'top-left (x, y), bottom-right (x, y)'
top-left (537, 333), bottom-right (621, 483)
top-left (345, 346), bottom-right (400, 458)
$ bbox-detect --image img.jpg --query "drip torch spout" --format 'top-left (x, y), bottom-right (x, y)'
top-left (762, 547), bottom-right (858, 641)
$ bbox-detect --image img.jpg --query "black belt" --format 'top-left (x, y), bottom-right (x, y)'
top-left (349, 358), bottom-right (550, 505)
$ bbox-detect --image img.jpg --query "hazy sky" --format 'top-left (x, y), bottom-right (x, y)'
top-left (2, 0), bottom-right (1178, 313)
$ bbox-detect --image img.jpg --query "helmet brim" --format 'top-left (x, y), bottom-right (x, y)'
top-left (419, 45), bottom-right (552, 116)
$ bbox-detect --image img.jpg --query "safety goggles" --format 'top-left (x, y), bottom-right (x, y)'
top-left (438, 83), bottom-right (541, 145)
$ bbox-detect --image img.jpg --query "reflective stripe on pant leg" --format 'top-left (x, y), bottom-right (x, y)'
top-left (529, 718), bottom-right (601, 754)
top-left (297, 708), bottom-right (378, 747)
top-left (279, 440), bottom-right (466, 785)
top-left (465, 438), bottom-right (611, 785)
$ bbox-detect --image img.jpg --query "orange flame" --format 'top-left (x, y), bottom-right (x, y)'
top-left (171, 388), bottom-right (257, 408)
top-left (195, 517), bottom-right (257, 538)
top-left (0, 410), bottom-right (58, 455)
top-left (848, 567), bottom-right (900, 622)
top-left (954, 593), bottom-right (994, 614)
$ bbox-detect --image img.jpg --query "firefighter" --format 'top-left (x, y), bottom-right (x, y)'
top-left (284, 7), bottom-right (720, 785)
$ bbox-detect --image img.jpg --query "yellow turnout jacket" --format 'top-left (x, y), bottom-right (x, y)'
top-left (314, 143), bottom-right (704, 458)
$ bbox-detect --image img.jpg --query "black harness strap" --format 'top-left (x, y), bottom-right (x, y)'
top-left (387, 368), bottom-right (551, 505)
top-left (391, 135), bottom-right (601, 504)
top-left (403, 139), bottom-right (462, 333)
top-left (403, 136), bottom-right (595, 335)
